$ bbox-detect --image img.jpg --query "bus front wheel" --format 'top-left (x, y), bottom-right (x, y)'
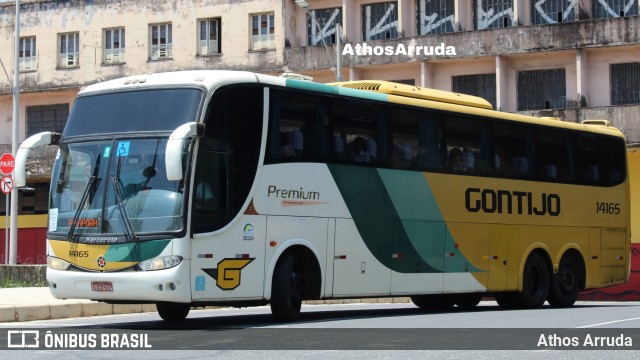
top-left (547, 254), bottom-right (580, 308)
top-left (156, 302), bottom-right (190, 321)
top-left (411, 294), bottom-right (456, 310)
top-left (270, 252), bottom-right (303, 321)
top-left (455, 294), bottom-right (483, 309)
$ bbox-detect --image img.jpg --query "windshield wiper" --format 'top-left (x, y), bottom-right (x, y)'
top-left (67, 176), bottom-right (100, 241)
top-left (110, 176), bottom-right (138, 242)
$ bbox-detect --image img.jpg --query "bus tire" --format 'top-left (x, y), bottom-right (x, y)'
top-left (270, 252), bottom-right (303, 322)
top-left (455, 294), bottom-right (483, 309)
top-left (410, 294), bottom-right (456, 310)
top-left (547, 254), bottom-right (580, 308)
top-left (156, 302), bottom-right (190, 321)
top-left (519, 252), bottom-right (550, 308)
top-left (495, 293), bottom-right (519, 309)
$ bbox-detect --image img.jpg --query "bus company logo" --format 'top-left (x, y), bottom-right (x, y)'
top-left (202, 258), bottom-right (254, 291)
top-left (243, 224), bottom-right (255, 241)
top-left (97, 256), bottom-right (107, 268)
top-left (465, 188), bottom-right (561, 216)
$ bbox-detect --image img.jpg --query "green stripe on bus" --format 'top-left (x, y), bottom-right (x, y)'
top-left (285, 79), bottom-right (388, 102)
top-left (328, 164), bottom-right (439, 273)
top-left (104, 239), bottom-right (171, 263)
top-left (377, 169), bottom-right (481, 273)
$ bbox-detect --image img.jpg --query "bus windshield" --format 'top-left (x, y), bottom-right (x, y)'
top-left (49, 138), bottom-right (186, 239)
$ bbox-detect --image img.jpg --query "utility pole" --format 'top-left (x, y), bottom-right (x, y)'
top-left (10, 0), bottom-right (21, 264)
top-left (295, 0), bottom-right (340, 81)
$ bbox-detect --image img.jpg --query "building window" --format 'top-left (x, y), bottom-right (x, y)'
top-left (250, 13), bottom-right (275, 50)
top-left (58, 32), bottom-right (79, 68)
top-left (475, 0), bottom-right (514, 30)
top-left (531, 0), bottom-right (576, 24)
top-left (611, 62), bottom-right (640, 105)
top-left (452, 74), bottom-right (496, 109)
top-left (307, 7), bottom-right (343, 46)
top-left (199, 18), bottom-right (221, 55)
top-left (417, 0), bottom-right (454, 35)
top-left (150, 23), bottom-right (172, 60)
top-left (19, 36), bottom-right (37, 72)
top-left (517, 68), bottom-right (566, 111)
top-left (26, 104), bottom-right (69, 138)
top-left (362, 2), bottom-right (398, 41)
top-left (593, 0), bottom-right (638, 19)
top-left (104, 28), bottom-right (125, 64)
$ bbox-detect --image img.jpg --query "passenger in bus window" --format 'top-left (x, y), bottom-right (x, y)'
top-left (349, 137), bottom-right (370, 163)
top-left (447, 148), bottom-right (464, 172)
top-left (279, 133), bottom-right (295, 158)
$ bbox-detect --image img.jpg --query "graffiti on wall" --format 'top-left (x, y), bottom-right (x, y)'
top-left (476, 0), bottom-right (515, 30)
top-left (532, 0), bottom-right (576, 24)
top-left (362, 1), bottom-right (398, 41)
top-left (418, 0), bottom-right (455, 35)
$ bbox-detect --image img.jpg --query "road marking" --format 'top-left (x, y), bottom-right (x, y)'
top-left (576, 316), bottom-right (640, 328)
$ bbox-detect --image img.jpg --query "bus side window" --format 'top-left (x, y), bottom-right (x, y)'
top-left (493, 124), bottom-right (532, 178)
top-left (332, 99), bottom-right (380, 165)
top-left (578, 135), bottom-right (599, 184)
top-left (597, 136), bottom-right (626, 186)
top-left (268, 90), bottom-right (327, 163)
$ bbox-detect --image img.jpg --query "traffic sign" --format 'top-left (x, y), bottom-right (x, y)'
top-left (0, 153), bottom-right (15, 175)
top-left (1, 176), bottom-right (13, 195)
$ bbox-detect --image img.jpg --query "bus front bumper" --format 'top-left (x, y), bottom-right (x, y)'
top-left (46, 260), bottom-right (191, 303)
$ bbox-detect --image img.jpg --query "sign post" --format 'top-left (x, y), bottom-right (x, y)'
top-left (0, 153), bottom-right (16, 175)
top-left (1, 152), bottom-right (15, 265)
top-left (1, 176), bottom-right (14, 195)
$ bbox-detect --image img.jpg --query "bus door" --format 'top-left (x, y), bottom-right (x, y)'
top-left (190, 143), bottom-right (266, 300)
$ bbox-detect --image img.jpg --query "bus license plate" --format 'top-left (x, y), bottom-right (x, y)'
top-left (91, 281), bottom-right (113, 292)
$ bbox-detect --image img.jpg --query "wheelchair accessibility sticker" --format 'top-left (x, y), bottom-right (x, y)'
top-left (116, 142), bottom-right (130, 157)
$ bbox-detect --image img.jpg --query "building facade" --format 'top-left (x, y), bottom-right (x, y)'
top-left (0, 0), bottom-right (639, 262)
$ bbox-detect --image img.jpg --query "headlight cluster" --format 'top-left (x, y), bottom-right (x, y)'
top-left (138, 256), bottom-right (183, 271)
top-left (47, 256), bottom-right (71, 270)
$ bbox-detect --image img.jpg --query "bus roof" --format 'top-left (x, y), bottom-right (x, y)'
top-left (328, 80), bottom-right (494, 110)
top-left (78, 70), bottom-right (624, 139)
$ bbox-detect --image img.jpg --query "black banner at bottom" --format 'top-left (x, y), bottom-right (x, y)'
top-left (1, 328), bottom-right (639, 350)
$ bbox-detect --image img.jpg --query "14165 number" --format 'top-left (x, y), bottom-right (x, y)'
top-left (596, 202), bottom-right (620, 214)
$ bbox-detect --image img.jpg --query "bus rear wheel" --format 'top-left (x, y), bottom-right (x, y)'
top-left (270, 252), bottom-right (303, 321)
top-left (519, 252), bottom-right (550, 308)
top-left (411, 294), bottom-right (456, 310)
top-left (156, 302), bottom-right (190, 321)
top-left (547, 255), bottom-right (580, 308)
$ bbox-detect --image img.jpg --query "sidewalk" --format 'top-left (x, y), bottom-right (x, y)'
top-left (0, 287), bottom-right (412, 323)
top-left (0, 287), bottom-right (157, 323)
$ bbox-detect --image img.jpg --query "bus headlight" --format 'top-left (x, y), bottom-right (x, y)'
top-left (138, 256), bottom-right (183, 271)
top-left (47, 256), bottom-right (71, 271)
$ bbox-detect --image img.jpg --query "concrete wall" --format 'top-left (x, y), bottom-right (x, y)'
top-left (0, 265), bottom-right (46, 285)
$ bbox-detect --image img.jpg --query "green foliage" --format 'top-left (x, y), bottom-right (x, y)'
top-left (0, 279), bottom-right (47, 288)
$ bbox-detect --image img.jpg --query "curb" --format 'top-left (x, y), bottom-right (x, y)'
top-left (0, 298), bottom-right (412, 323)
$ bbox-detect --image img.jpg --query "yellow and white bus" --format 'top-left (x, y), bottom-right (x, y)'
top-left (15, 71), bottom-right (630, 321)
